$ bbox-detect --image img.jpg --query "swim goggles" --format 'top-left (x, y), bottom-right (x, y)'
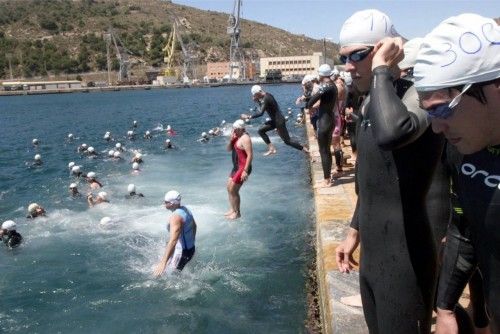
top-left (427, 83), bottom-right (472, 119)
top-left (339, 46), bottom-right (374, 64)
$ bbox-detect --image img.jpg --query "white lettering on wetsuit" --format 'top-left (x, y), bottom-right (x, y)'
top-left (461, 163), bottom-right (500, 189)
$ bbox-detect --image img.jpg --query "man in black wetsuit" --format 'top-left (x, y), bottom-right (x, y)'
top-left (306, 64), bottom-right (338, 187)
top-left (414, 14), bottom-right (500, 333)
top-left (1, 220), bottom-right (22, 248)
top-left (241, 85), bottom-right (308, 156)
top-left (334, 9), bottom-right (446, 333)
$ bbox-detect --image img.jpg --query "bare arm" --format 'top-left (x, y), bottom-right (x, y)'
top-left (227, 130), bottom-right (237, 152)
top-left (153, 214), bottom-right (182, 277)
top-left (241, 134), bottom-right (253, 181)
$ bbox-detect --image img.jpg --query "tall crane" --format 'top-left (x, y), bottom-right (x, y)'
top-left (162, 24), bottom-right (177, 77)
top-left (104, 28), bottom-right (132, 84)
top-left (170, 15), bottom-right (196, 83)
top-left (227, 0), bottom-right (245, 81)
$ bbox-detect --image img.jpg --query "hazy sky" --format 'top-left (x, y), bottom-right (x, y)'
top-left (172, 0), bottom-right (500, 41)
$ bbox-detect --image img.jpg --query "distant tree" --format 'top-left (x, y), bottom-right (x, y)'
top-left (39, 17), bottom-right (58, 32)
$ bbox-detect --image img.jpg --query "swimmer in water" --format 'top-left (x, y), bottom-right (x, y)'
top-left (87, 191), bottom-right (109, 207)
top-left (67, 133), bottom-right (74, 142)
top-left (164, 139), bottom-right (174, 149)
top-left (198, 132), bottom-right (209, 143)
top-left (1, 220), bottom-right (22, 249)
top-left (144, 130), bottom-right (152, 139)
top-left (131, 162), bottom-right (141, 173)
top-left (86, 172), bottom-right (103, 189)
top-left (113, 151), bottom-right (122, 160)
top-left (104, 131), bottom-right (112, 142)
top-left (166, 125), bottom-right (176, 136)
top-left (126, 184), bottom-right (144, 198)
top-left (132, 120), bottom-right (138, 128)
top-left (115, 142), bottom-right (124, 152)
top-left (153, 190), bottom-right (197, 276)
top-left (68, 161), bottom-right (75, 170)
top-left (33, 154), bottom-right (42, 166)
top-left (127, 130), bottom-right (136, 141)
top-left (225, 120), bottom-right (253, 220)
top-left (77, 143), bottom-right (88, 153)
top-left (27, 203), bottom-right (46, 218)
top-left (86, 146), bottom-right (98, 158)
top-left (131, 153), bottom-right (143, 164)
top-left (108, 150), bottom-right (115, 158)
top-left (32, 138), bottom-right (39, 147)
top-left (69, 183), bottom-right (80, 197)
top-left (71, 165), bottom-right (84, 177)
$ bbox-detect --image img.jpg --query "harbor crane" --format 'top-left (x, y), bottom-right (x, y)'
top-left (227, 0), bottom-right (245, 81)
top-left (162, 24), bottom-right (177, 77)
top-left (104, 28), bottom-right (133, 84)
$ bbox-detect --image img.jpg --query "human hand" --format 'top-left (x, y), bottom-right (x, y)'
top-left (372, 37), bottom-right (404, 71)
top-left (240, 113), bottom-right (249, 120)
top-left (241, 171), bottom-right (248, 182)
top-left (335, 228), bottom-right (360, 273)
top-left (153, 262), bottom-right (166, 278)
top-left (435, 308), bottom-right (458, 334)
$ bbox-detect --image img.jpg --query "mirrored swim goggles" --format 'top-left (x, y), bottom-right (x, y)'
top-left (427, 84), bottom-right (472, 120)
top-left (339, 46), bottom-right (374, 64)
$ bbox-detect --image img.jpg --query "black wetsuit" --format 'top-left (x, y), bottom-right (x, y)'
top-left (345, 89), bottom-right (364, 154)
top-left (2, 230), bottom-right (22, 248)
top-left (251, 93), bottom-right (303, 151)
top-left (351, 66), bottom-right (445, 333)
top-left (437, 144), bottom-right (500, 332)
top-left (307, 82), bottom-right (337, 179)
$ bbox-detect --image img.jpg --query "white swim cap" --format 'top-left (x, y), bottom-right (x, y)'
top-left (166, 125), bottom-right (172, 131)
top-left (339, 9), bottom-right (400, 47)
top-left (72, 165), bottom-right (80, 173)
top-left (208, 129), bottom-right (214, 135)
top-left (68, 133), bottom-right (73, 138)
top-left (88, 147), bottom-right (95, 153)
top-left (104, 133), bottom-right (110, 138)
top-left (302, 74), bottom-right (314, 85)
top-left (133, 120), bottom-right (137, 125)
top-left (132, 162), bottom-right (139, 170)
top-left (108, 150), bottom-right (115, 157)
top-left (100, 216), bottom-right (111, 225)
top-left (244, 118), bottom-right (250, 123)
top-left (233, 119), bottom-right (245, 129)
top-left (127, 184), bottom-right (136, 193)
top-left (32, 138), bottom-right (39, 144)
top-left (68, 162), bottom-right (75, 169)
top-left (251, 85), bottom-right (262, 96)
top-left (113, 151), bottom-right (121, 158)
top-left (398, 37), bottom-right (424, 70)
top-left (221, 120), bottom-right (226, 125)
top-left (87, 171), bottom-right (96, 179)
top-left (166, 139), bottom-right (171, 144)
top-left (127, 130), bottom-right (133, 136)
top-left (28, 203), bottom-right (39, 214)
top-left (414, 14), bottom-right (500, 91)
top-left (135, 153), bottom-right (142, 159)
top-left (287, 107), bottom-right (292, 111)
top-left (115, 143), bottom-right (122, 148)
top-left (265, 117), bottom-right (271, 122)
top-left (145, 130), bottom-right (150, 135)
top-left (285, 116), bottom-right (290, 120)
top-left (164, 190), bottom-right (181, 204)
top-left (82, 143), bottom-right (88, 148)
top-left (202, 132), bottom-right (207, 137)
top-left (98, 191), bottom-right (107, 200)
top-left (34, 154), bottom-right (41, 160)
top-left (2, 220), bottom-right (16, 230)
top-left (69, 183), bottom-right (77, 189)
top-left (318, 64), bottom-right (333, 77)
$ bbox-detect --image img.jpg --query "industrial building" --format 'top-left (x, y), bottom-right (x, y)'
top-left (1, 80), bottom-right (82, 91)
top-left (205, 61), bottom-right (257, 81)
top-left (259, 52), bottom-right (335, 79)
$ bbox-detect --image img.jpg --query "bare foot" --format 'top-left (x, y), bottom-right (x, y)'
top-left (263, 149), bottom-right (276, 156)
top-left (314, 179), bottom-right (332, 188)
top-left (224, 210), bottom-right (235, 216)
top-left (226, 212), bottom-right (241, 220)
top-left (331, 170), bottom-right (344, 179)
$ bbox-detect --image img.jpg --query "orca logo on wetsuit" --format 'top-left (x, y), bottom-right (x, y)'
top-left (461, 163), bottom-right (500, 189)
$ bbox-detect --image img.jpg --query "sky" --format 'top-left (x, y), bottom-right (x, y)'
top-left (172, 0), bottom-right (500, 41)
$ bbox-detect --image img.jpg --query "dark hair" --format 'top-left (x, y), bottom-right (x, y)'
top-left (448, 78), bottom-right (500, 105)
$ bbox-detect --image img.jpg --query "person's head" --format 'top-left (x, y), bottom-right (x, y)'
top-left (132, 162), bottom-right (140, 170)
top-left (164, 190), bottom-right (181, 210)
top-left (2, 220), bottom-right (16, 232)
top-left (201, 132), bottom-right (208, 138)
top-left (100, 216), bottom-right (112, 225)
top-left (32, 138), bottom-right (39, 145)
top-left (133, 120), bottom-right (137, 126)
top-left (81, 143), bottom-right (88, 149)
top-left (69, 183), bottom-right (78, 194)
top-left (68, 133), bottom-right (74, 140)
top-left (414, 14), bottom-right (500, 154)
top-left (251, 85), bottom-right (264, 100)
top-left (97, 191), bottom-right (108, 202)
top-left (34, 154), bottom-right (41, 161)
top-left (135, 152), bottom-right (142, 160)
top-left (166, 139), bottom-right (171, 145)
top-left (113, 151), bottom-right (121, 159)
top-left (68, 161), bottom-right (75, 169)
top-left (87, 146), bottom-right (95, 154)
top-left (145, 130), bottom-right (151, 136)
top-left (318, 64), bottom-right (333, 82)
top-left (339, 9), bottom-right (400, 92)
top-left (28, 203), bottom-right (44, 216)
top-left (71, 165), bottom-right (81, 175)
top-left (108, 150), bottom-right (115, 157)
top-left (87, 171), bottom-right (96, 181)
top-left (115, 143), bottom-right (122, 149)
top-left (127, 183), bottom-right (136, 194)
top-left (166, 125), bottom-right (172, 131)
top-left (233, 119), bottom-right (246, 136)
top-left (127, 130), bottom-right (134, 137)
top-left (398, 37), bottom-right (424, 79)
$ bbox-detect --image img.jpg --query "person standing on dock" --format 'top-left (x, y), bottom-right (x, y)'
top-left (225, 120), bottom-right (253, 220)
top-left (334, 9), bottom-right (446, 334)
top-left (241, 85), bottom-right (309, 156)
top-left (154, 190), bottom-right (197, 276)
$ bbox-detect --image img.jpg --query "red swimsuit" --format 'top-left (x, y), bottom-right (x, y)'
top-left (230, 137), bottom-right (251, 184)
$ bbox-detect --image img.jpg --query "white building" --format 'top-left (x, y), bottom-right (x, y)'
top-left (259, 52), bottom-right (335, 79)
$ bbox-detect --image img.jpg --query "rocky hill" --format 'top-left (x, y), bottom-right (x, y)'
top-left (0, 0), bottom-right (339, 81)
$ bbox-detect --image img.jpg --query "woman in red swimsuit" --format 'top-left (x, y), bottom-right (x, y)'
top-left (225, 120), bottom-right (253, 220)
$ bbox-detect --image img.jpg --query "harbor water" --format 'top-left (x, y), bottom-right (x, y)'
top-left (0, 85), bottom-right (314, 333)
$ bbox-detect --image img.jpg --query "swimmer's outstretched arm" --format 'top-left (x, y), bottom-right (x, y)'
top-left (87, 194), bottom-right (94, 207)
top-left (153, 215), bottom-right (182, 277)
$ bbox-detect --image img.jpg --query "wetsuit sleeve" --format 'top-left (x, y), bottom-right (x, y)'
top-left (250, 96), bottom-right (268, 119)
top-left (305, 85), bottom-right (337, 109)
top-left (436, 222), bottom-right (477, 310)
top-left (349, 162), bottom-right (360, 230)
top-left (369, 66), bottom-right (430, 150)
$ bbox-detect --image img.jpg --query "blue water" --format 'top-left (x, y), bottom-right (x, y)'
top-left (0, 85), bottom-right (313, 333)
